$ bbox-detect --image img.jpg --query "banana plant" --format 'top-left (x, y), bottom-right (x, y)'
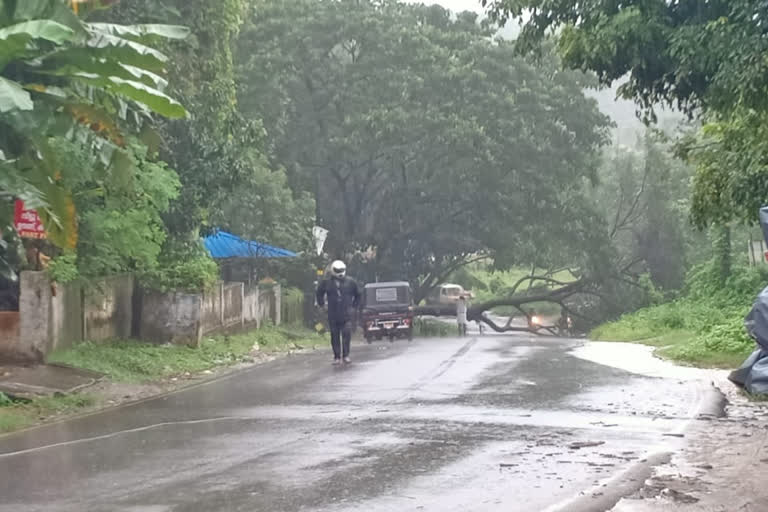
top-left (0, 0), bottom-right (188, 249)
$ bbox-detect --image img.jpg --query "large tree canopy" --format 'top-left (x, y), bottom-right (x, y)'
top-left (482, 0), bottom-right (768, 229)
top-left (238, 0), bottom-right (611, 299)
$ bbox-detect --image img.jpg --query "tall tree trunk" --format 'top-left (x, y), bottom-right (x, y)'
top-left (712, 223), bottom-right (731, 286)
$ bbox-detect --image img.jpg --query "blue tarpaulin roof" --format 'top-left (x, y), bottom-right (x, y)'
top-left (203, 230), bottom-right (297, 259)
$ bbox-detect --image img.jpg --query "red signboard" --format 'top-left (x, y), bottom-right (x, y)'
top-left (13, 200), bottom-right (47, 239)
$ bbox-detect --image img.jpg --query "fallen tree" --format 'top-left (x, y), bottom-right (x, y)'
top-left (414, 275), bottom-right (598, 335)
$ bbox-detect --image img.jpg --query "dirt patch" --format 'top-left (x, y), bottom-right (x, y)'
top-left (611, 377), bottom-right (768, 512)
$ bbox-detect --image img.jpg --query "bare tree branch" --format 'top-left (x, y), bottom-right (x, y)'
top-left (414, 278), bottom-right (589, 335)
top-left (611, 162), bottom-right (649, 238)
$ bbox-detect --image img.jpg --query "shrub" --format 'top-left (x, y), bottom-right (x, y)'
top-left (141, 240), bottom-right (218, 292)
top-left (47, 251), bottom-right (79, 283)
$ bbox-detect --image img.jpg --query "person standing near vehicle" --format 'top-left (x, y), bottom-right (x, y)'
top-left (316, 260), bottom-right (361, 365)
top-left (457, 295), bottom-right (469, 336)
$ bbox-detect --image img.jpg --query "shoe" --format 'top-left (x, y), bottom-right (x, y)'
top-left (333, 358), bottom-right (341, 365)
top-left (343, 357), bottom-right (351, 364)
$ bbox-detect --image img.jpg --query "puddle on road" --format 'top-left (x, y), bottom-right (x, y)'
top-left (226, 403), bottom-right (690, 435)
top-left (570, 342), bottom-right (724, 381)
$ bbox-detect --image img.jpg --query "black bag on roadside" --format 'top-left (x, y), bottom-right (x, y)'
top-left (730, 285), bottom-right (768, 393)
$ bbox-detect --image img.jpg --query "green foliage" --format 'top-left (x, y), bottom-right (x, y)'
top-left (483, 1), bottom-right (768, 230)
top-left (101, 0), bottom-right (311, 253)
top-left (483, 0), bottom-right (764, 118)
top-left (141, 240), bottom-right (218, 292)
top-left (239, 0), bottom-right (611, 298)
top-left (685, 261), bottom-right (768, 305)
top-left (592, 261), bottom-right (768, 367)
top-left (414, 318), bottom-right (456, 338)
top-left (0, 392), bottom-right (96, 434)
top-left (0, 0), bottom-right (187, 249)
top-left (47, 249), bottom-right (79, 283)
top-left (711, 224), bottom-right (732, 285)
top-left (686, 110), bottom-right (768, 227)
top-left (48, 327), bottom-right (323, 382)
top-left (49, 136), bottom-right (180, 278)
top-left (0, 409), bottom-right (29, 433)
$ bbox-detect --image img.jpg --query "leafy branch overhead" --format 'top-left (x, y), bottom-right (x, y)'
top-left (0, 0), bottom-right (188, 248)
top-left (481, 0), bottom-right (768, 228)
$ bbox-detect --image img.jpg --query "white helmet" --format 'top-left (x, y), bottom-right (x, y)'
top-left (330, 260), bottom-right (346, 278)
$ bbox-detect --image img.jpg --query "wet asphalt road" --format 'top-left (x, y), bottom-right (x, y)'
top-left (0, 333), bottom-right (709, 512)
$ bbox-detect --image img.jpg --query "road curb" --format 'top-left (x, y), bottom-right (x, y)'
top-left (543, 451), bottom-right (672, 512)
top-left (543, 380), bottom-right (727, 512)
top-left (695, 381), bottom-right (727, 419)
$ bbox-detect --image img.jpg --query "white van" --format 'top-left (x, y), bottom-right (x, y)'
top-left (425, 284), bottom-right (472, 305)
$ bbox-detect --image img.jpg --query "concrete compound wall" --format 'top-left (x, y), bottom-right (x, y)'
top-left (139, 290), bottom-right (202, 347)
top-left (142, 283), bottom-right (280, 346)
top-left (242, 284), bottom-right (281, 328)
top-left (0, 311), bottom-right (22, 363)
top-left (83, 275), bottom-right (134, 342)
top-left (2, 273), bottom-right (284, 362)
top-left (199, 282), bottom-right (248, 335)
top-left (222, 283), bottom-right (243, 328)
top-left (49, 278), bottom-right (83, 353)
top-left (18, 271), bottom-right (53, 362)
top-left (258, 285), bottom-right (281, 327)
top-left (11, 272), bottom-right (136, 362)
top-left (200, 285), bottom-right (222, 335)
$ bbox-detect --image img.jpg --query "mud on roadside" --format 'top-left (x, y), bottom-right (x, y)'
top-left (610, 377), bottom-right (768, 512)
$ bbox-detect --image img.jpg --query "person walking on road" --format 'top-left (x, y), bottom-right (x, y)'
top-left (316, 260), bottom-right (361, 365)
top-left (457, 295), bottom-right (469, 336)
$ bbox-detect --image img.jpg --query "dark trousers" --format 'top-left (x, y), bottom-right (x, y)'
top-left (329, 319), bottom-right (352, 358)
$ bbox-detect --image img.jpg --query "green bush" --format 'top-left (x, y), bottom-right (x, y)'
top-left (0, 392), bottom-right (12, 407)
top-left (47, 251), bottom-right (79, 283)
top-left (142, 240), bottom-right (218, 292)
top-left (686, 261), bottom-right (768, 304)
top-left (592, 261), bottom-right (766, 367)
top-left (700, 316), bottom-right (754, 353)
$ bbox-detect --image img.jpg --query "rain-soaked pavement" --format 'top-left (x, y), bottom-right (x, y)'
top-left (0, 333), bottom-right (715, 512)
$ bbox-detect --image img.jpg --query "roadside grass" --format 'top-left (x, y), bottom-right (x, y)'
top-left (592, 301), bottom-right (754, 369)
top-left (0, 392), bottom-right (98, 434)
top-left (48, 326), bottom-right (324, 383)
top-left (414, 317), bottom-right (457, 337)
top-left (0, 327), bottom-right (322, 436)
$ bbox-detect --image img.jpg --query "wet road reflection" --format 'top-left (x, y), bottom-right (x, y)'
top-left (0, 335), bottom-right (710, 512)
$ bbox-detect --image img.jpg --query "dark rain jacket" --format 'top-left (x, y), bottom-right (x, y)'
top-left (316, 276), bottom-right (361, 323)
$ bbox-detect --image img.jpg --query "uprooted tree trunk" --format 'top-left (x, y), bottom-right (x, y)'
top-left (414, 276), bottom-right (598, 335)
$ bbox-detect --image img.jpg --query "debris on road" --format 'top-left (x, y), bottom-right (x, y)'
top-left (568, 441), bottom-right (605, 450)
